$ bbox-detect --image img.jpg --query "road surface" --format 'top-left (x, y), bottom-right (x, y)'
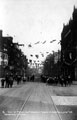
top-left (0, 82), bottom-right (77, 120)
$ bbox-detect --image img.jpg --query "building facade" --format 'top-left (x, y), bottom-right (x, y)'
top-left (0, 30), bottom-right (10, 78)
top-left (0, 30), bottom-right (28, 79)
top-left (61, 6), bottom-right (77, 80)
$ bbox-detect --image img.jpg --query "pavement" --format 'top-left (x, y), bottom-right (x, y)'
top-left (47, 80), bottom-right (77, 96)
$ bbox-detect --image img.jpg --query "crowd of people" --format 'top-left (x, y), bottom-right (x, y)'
top-left (1, 73), bottom-right (22, 88)
top-left (41, 75), bottom-right (73, 87)
top-left (1, 73), bottom-right (35, 88)
top-left (1, 73), bottom-right (73, 88)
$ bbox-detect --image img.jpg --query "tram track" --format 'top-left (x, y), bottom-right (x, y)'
top-left (0, 82), bottom-right (63, 120)
top-left (15, 83), bottom-right (38, 120)
top-left (46, 85), bottom-right (63, 120)
top-left (0, 82), bottom-right (35, 110)
top-left (0, 84), bottom-right (27, 107)
top-left (15, 83), bottom-right (63, 120)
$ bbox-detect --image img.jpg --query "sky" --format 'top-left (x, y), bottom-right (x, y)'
top-left (0, 0), bottom-right (77, 63)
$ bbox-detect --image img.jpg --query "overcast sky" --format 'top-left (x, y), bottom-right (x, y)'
top-left (0, 0), bottom-right (77, 62)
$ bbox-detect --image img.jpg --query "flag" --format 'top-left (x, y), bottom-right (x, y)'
top-left (42, 40), bottom-right (46, 44)
top-left (34, 41), bottom-right (40, 44)
top-left (28, 44), bottom-right (32, 47)
top-left (18, 44), bottom-right (24, 46)
top-left (35, 55), bottom-right (39, 58)
top-left (46, 52), bottom-right (49, 54)
top-left (30, 54), bottom-right (33, 57)
top-left (41, 54), bottom-right (44, 57)
top-left (50, 40), bottom-right (56, 43)
top-left (29, 59), bottom-right (32, 63)
top-left (58, 41), bottom-right (61, 44)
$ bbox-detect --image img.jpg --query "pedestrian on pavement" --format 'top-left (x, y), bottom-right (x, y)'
top-left (5, 73), bottom-right (9, 88)
top-left (9, 73), bottom-right (13, 88)
top-left (1, 78), bottom-right (5, 88)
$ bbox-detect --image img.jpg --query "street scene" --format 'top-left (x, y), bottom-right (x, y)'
top-left (0, 81), bottom-right (77, 120)
top-left (0, 0), bottom-right (77, 120)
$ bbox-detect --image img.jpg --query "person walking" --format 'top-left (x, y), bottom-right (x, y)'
top-left (5, 73), bottom-right (9, 88)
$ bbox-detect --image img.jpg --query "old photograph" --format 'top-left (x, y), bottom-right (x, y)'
top-left (0, 0), bottom-right (77, 120)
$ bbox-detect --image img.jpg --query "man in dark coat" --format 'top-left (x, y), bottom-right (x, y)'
top-left (5, 73), bottom-right (9, 88)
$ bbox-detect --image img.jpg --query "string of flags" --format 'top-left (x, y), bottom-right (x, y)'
top-left (28, 39), bottom-right (57, 48)
top-left (27, 39), bottom-right (60, 64)
top-left (30, 51), bottom-right (51, 59)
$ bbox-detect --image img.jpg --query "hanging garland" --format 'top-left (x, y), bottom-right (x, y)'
top-left (63, 58), bottom-right (77, 66)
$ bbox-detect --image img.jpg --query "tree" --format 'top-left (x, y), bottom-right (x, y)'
top-left (43, 54), bottom-right (54, 76)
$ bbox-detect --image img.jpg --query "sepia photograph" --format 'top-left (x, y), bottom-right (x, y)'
top-left (0, 0), bottom-right (77, 120)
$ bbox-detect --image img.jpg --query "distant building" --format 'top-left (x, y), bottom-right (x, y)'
top-left (52, 51), bottom-right (61, 76)
top-left (0, 30), bottom-right (3, 78)
top-left (61, 6), bottom-right (77, 80)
